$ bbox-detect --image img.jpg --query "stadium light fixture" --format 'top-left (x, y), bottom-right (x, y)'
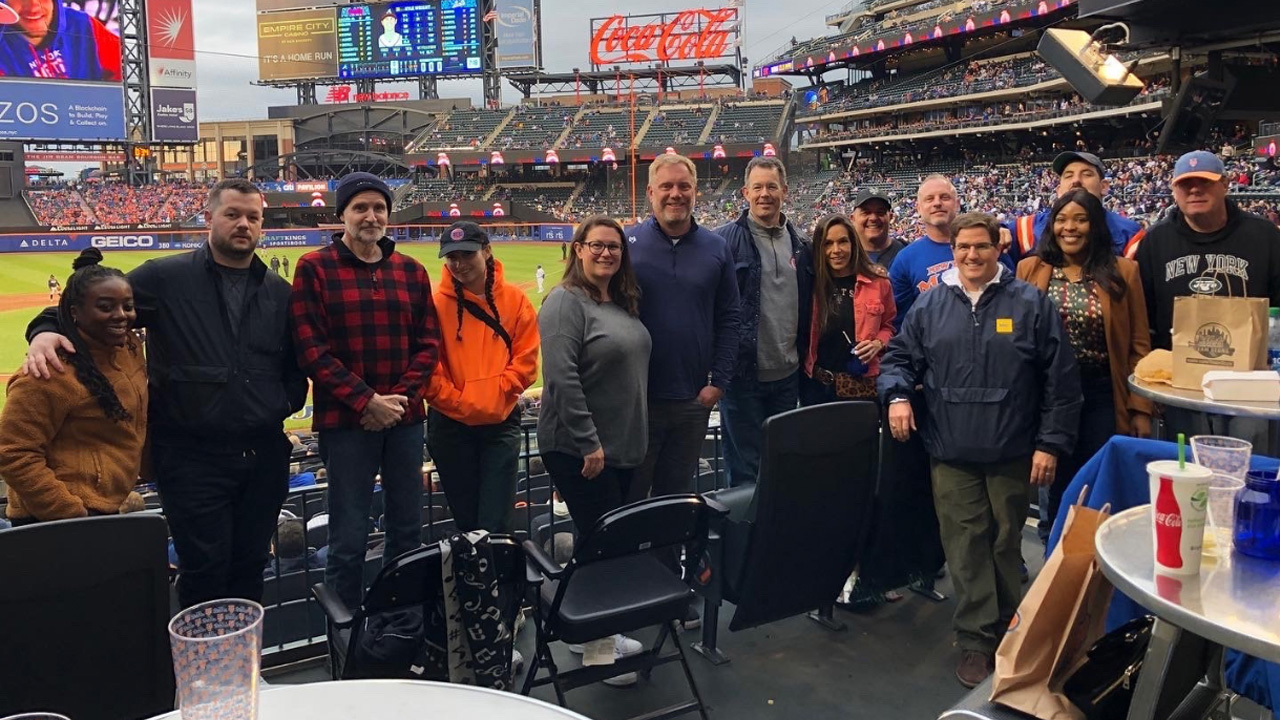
top-left (1037, 25), bottom-right (1144, 106)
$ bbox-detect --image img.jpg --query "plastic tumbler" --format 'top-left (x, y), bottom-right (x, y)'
top-left (1190, 435), bottom-right (1252, 479)
top-left (1203, 474), bottom-right (1244, 558)
top-left (168, 599), bottom-right (264, 720)
top-left (1236, 469), bottom-right (1280, 560)
top-left (1147, 460), bottom-right (1213, 575)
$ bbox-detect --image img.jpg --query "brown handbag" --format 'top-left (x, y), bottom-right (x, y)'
top-left (834, 373), bottom-right (877, 399)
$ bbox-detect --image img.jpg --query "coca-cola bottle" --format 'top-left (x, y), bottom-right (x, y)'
top-left (1155, 476), bottom-right (1184, 569)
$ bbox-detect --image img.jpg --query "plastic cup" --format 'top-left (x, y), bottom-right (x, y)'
top-left (1147, 460), bottom-right (1213, 575)
top-left (1203, 474), bottom-right (1245, 558)
top-left (168, 599), bottom-right (264, 720)
top-left (1190, 435), bottom-right (1252, 480)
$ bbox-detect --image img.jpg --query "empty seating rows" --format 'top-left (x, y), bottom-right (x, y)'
top-left (640, 107), bottom-right (713, 147)
top-left (706, 103), bottom-right (785, 144)
top-left (497, 106), bottom-right (574, 149)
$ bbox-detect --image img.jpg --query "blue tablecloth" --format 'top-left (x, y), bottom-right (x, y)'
top-left (1049, 436), bottom-right (1279, 711)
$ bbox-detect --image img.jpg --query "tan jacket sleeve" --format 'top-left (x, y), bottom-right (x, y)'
top-left (0, 374), bottom-right (86, 520)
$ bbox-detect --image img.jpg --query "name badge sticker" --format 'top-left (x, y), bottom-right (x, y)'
top-left (996, 318), bottom-right (1013, 334)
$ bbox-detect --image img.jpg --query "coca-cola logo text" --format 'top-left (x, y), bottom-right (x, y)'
top-left (1155, 511), bottom-right (1182, 529)
top-left (590, 8), bottom-right (737, 66)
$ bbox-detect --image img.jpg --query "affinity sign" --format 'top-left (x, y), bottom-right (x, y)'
top-left (589, 7), bottom-right (738, 67)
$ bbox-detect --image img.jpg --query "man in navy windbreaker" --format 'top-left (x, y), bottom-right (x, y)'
top-left (0, 0), bottom-right (122, 81)
top-left (878, 211), bottom-right (1082, 689)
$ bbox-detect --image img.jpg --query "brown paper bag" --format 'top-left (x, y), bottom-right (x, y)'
top-left (990, 491), bottom-right (1113, 720)
top-left (1171, 272), bottom-right (1268, 390)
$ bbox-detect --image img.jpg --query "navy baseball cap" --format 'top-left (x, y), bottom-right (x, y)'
top-left (439, 221), bottom-right (488, 258)
top-left (335, 172), bottom-right (392, 214)
top-left (1172, 150), bottom-right (1225, 185)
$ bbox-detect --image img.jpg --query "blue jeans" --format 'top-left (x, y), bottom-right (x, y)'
top-left (319, 423), bottom-right (425, 611)
top-left (720, 371), bottom-right (800, 487)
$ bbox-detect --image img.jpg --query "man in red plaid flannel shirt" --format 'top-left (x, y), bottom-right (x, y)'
top-left (290, 172), bottom-right (442, 611)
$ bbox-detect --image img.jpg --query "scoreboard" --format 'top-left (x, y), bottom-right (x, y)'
top-left (336, 0), bottom-right (482, 78)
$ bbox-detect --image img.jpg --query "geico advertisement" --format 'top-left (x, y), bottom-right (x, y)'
top-left (0, 81), bottom-right (125, 142)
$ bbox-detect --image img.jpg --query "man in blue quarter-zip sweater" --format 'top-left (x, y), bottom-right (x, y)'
top-left (625, 153), bottom-right (741, 514)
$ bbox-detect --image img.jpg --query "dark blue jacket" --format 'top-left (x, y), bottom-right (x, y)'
top-left (877, 267), bottom-right (1082, 463)
top-left (1005, 207), bottom-right (1146, 262)
top-left (713, 209), bottom-right (814, 383)
top-left (626, 216), bottom-right (741, 401)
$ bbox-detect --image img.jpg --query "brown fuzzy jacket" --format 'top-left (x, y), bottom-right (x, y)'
top-left (0, 335), bottom-right (147, 521)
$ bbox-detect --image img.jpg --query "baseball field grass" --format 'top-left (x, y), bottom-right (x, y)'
top-left (0, 241), bottom-right (568, 430)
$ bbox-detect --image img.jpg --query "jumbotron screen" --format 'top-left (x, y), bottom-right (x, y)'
top-left (337, 0), bottom-right (482, 79)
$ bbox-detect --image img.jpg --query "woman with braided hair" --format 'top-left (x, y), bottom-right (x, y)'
top-left (425, 221), bottom-right (539, 532)
top-left (1, 248), bottom-right (147, 525)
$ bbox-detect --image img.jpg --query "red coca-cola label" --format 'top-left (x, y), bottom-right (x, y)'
top-left (1154, 475), bottom-right (1184, 569)
top-left (590, 8), bottom-right (737, 66)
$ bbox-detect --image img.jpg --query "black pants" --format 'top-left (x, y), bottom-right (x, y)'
top-left (1040, 373), bottom-right (1115, 543)
top-left (626, 398), bottom-right (712, 504)
top-left (541, 450), bottom-right (634, 537)
top-left (427, 408), bottom-right (522, 533)
top-left (156, 435), bottom-right (291, 609)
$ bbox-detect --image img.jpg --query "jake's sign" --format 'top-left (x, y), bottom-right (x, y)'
top-left (589, 7), bottom-right (739, 67)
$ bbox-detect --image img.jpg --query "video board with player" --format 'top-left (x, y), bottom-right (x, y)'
top-left (336, 0), bottom-right (482, 78)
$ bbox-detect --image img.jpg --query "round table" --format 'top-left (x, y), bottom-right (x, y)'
top-left (150, 679), bottom-right (592, 719)
top-left (1129, 375), bottom-right (1280, 420)
top-left (1095, 505), bottom-right (1280, 664)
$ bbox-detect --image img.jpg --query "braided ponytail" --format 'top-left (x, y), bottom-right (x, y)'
top-left (452, 273), bottom-right (466, 341)
top-left (482, 254), bottom-right (501, 333)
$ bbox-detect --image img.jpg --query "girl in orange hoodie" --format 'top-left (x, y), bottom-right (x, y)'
top-left (425, 221), bottom-right (540, 532)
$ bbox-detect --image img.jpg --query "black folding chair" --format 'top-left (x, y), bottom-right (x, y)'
top-left (522, 494), bottom-right (713, 720)
top-left (0, 515), bottom-right (175, 720)
top-left (312, 534), bottom-right (528, 680)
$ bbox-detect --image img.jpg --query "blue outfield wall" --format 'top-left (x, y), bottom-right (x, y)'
top-left (0, 224), bottom-right (579, 253)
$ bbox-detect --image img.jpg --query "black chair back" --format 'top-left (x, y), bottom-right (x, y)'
top-left (728, 401), bottom-right (881, 631)
top-left (572, 494), bottom-right (710, 568)
top-left (0, 515), bottom-right (176, 720)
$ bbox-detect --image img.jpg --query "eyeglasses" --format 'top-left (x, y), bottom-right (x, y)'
top-left (953, 242), bottom-right (996, 254)
top-left (584, 241), bottom-right (623, 256)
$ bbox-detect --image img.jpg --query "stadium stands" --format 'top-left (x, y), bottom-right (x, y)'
top-left (27, 181), bottom-right (210, 226)
top-left (706, 102), bottom-right (787, 144)
top-left (496, 105), bottom-right (574, 149)
top-left (638, 106), bottom-right (713, 147)
top-left (423, 107), bottom-right (512, 148)
top-left (560, 108), bottom-right (628, 149)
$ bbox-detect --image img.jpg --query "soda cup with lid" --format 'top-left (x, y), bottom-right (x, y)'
top-left (1147, 460), bottom-right (1213, 575)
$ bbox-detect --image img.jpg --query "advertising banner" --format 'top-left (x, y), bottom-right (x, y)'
top-left (151, 87), bottom-right (199, 142)
top-left (0, 81), bottom-right (125, 141)
top-left (258, 9), bottom-right (340, 81)
top-left (0, 0), bottom-right (122, 82)
top-left (146, 0), bottom-right (198, 87)
top-left (589, 7), bottom-right (740, 69)
top-left (538, 224), bottom-right (573, 241)
top-left (257, 0), bottom-right (340, 11)
top-left (493, 0), bottom-right (537, 69)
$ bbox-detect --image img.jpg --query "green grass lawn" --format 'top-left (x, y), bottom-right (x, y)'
top-left (0, 241), bottom-right (568, 430)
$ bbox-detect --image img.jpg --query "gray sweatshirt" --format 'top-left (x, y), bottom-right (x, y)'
top-left (537, 286), bottom-right (652, 467)
top-left (749, 217), bottom-right (799, 381)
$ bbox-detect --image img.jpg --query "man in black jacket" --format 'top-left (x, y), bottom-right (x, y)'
top-left (878, 212), bottom-right (1081, 689)
top-left (24, 178), bottom-right (308, 608)
top-left (1135, 150), bottom-right (1280, 449)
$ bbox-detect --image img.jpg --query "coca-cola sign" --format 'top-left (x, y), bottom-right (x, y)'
top-left (590, 7), bottom-right (739, 67)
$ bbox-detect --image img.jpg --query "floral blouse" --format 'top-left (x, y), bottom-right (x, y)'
top-left (1046, 267), bottom-right (1109, 374)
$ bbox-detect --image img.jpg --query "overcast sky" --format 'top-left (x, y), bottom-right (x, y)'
top-left (192, 0), bottom-right (842, 120)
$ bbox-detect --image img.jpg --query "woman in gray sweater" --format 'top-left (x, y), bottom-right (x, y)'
top-left (537, 215), bottom-right (650, 535)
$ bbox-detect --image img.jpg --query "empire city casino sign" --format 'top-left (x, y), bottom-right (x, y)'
top-left (589, 7), bottom-right (739, 67)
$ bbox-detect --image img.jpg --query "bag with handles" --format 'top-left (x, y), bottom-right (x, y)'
top-left (1170, 269), bottom-right (1268, 390)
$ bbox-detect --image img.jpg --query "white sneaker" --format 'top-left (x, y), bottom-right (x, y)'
top-left (568, 634), bottom-right (643, 657)
top-left (511, 648), bottom-right (525, 674)
top-left (602, 671), bottom-right (637, 687)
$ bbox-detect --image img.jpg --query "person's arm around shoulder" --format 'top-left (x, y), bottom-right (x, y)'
top-left (1032, 290), bottom-right (1084, 485)
top-left (0, 373), bottom-right (85, 519)
top-left (1118, 259), bottom-right (1153, 437)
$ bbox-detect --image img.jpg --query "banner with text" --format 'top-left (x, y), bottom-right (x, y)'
top-left (151, 88), bottom-right (199, 142)
top-left (0, 81), bottom-right (125, 142)
top-left (494, 0), bottom-right (538, 69)
top-left (146, 0), bottom-right (198, 87)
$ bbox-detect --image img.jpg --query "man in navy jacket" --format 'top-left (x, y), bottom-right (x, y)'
top-left (625, 153), bottom-right (741, 509)
top-left (714, 156), bottom-right (812, 487)
top-left (878, 211), bottom-right (1081, 689)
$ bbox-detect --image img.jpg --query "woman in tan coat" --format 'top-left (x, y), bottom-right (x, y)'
top-left (0, 249), bottom-right (146, 525)
top-left (1016, 189), bottom-right (1152, 542)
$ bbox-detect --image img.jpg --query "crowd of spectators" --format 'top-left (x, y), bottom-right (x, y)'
top-left (27, 180), bottom-right (211, 226)
top-left (26, 186), bottom-right (93, 226)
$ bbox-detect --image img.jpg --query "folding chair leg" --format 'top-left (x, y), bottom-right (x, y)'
top-left (807, 604), bottom-right (847, 632)
top-left (641, 622), bottom-right (673, 681)
top-left (670, 620), bottom-right (711, 720)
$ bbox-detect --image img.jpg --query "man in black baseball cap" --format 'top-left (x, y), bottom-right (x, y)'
top-left (851, 188), bottom-right (905, 270)
top-left (1002, 150), bottom-right (1146, 262)
top-left (438, 220), bottom-right (489, 257)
